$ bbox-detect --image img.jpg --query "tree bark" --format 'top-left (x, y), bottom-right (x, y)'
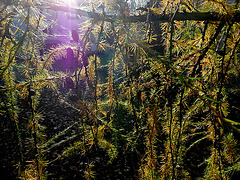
top-left (49, 4), bottom-right (240, 23)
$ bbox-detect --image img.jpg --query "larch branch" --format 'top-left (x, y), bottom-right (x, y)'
top-left (49, 4), bottom-right (240, 23)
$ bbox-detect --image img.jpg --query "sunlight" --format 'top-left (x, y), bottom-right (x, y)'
top-left (61, 0), bottom-right (76, 6)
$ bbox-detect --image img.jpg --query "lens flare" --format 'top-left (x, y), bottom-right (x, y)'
top-left (61, 0), bottom-right (76, 6)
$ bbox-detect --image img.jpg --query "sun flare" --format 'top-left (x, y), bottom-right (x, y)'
top-left (61, 0), bottom-right (76, 6)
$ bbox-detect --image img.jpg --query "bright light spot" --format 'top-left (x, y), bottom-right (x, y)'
top-left (61, 0), bottom-right (76, 6)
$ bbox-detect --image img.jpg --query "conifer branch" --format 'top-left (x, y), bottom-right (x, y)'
top-left (48, 4), bottom-right (240, 23)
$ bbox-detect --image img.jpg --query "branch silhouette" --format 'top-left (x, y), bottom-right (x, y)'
top-left (49, 4), bottom-right (240, 23)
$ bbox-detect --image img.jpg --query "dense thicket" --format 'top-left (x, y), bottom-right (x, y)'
top-left (1, 0), bottom-right (240, 179)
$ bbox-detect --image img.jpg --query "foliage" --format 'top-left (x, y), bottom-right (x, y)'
top-left (0, 0), bottom-right (240, 179)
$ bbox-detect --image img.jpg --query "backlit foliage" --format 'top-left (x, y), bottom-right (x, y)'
top-left (1, 0), bottom-right (240, 179)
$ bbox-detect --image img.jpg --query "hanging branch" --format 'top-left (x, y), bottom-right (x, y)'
top-left (28, 83), bottom-right (40, 179)
top-left (94, 20), bottom-right (104, 108)
top-left (191, 20), bottom-right (225, 77)
top-left (146, 6), bottom-right (152, 43)
top-left (217, 23), bottom-right (233, 102)
top-left (176, 88), bottom-right (184, 162)
top-left (168, 1), bottom-right (181, 178)
top-left (135, 37), bottom-right (240, 135)
top-left (93, 8), bottom-right (105, 145)
top-left (0, 5), bottom-right (30, 78)
top-left (201, 20), bottom-right (209, 44)
top-left (224, 31), bottom-right (240, 78)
